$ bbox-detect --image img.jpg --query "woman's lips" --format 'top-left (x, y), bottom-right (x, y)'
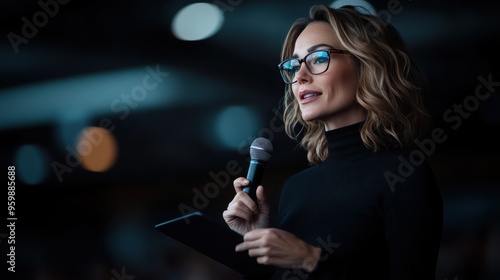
top-left (299, 90), bottom-right (322, 104)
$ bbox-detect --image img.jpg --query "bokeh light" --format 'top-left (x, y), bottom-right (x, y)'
top-left (14, 144), bottom-right (49, 185)
top-left (215, 106), bottom-right (260, 149)
top-left (172, 3), bottom-right (224, 41)
top-left (330, 0), bottom-right (376, 14)
top-left (76, 127), bottom-right (118, 172)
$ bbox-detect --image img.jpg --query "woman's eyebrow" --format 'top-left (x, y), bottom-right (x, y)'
top-left (308, 43), bottom-right (334, 52)
top-left (291, 43), bottom-right (334, 58)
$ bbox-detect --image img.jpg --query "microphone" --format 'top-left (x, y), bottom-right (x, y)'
top-left (243, 137), bottom-right (273, 201)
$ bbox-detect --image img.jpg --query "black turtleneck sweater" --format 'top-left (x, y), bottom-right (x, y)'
top-left (266, 122), bottom-right (443, 279)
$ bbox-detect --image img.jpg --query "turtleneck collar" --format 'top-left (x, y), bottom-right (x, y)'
top-left (325, 121), bottom-right (371, 160)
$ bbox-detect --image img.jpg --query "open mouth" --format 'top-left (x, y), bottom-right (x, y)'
top-left (299, 90), bottom-right (322, 102)
top-left (302, 93), bottom-right (319, 99)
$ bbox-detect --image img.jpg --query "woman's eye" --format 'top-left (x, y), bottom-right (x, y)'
top-left (313, 56), bottom-right (328, 64)
top-left (284, 65), bottom-right (299, 74)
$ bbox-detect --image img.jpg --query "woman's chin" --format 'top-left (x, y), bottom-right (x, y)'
top-left (301, 112), bottom-right (318, 122)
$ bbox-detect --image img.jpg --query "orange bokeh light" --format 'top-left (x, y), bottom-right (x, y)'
top-left (76, 126), bottom-right (118, 172)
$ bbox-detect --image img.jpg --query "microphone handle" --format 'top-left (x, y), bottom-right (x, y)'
top-left (243, 159), bottom-right (265, 201)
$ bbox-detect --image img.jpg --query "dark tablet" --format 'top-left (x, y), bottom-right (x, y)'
top-left (154, 211), bottom-right (274, 276)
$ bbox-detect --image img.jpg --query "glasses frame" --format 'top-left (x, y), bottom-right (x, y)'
top-left (278, 48), bottom-right (350, 84)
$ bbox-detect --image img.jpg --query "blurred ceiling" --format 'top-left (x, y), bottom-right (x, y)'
top-left (0, 0), bottom-right (499, 188)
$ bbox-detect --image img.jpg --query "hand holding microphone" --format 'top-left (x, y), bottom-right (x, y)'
top-left (243, 137), bottom-right (273, 201)
top-left (223, 138), bottom-right (273, 235)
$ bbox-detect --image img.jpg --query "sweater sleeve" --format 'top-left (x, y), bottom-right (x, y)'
top-left (384, 161), bottom-right (443, 279)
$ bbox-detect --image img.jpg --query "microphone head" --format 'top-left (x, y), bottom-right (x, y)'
top-left (250, 137), bottom-right (273, 162)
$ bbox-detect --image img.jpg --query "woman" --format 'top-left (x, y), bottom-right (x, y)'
top-left (223, 4), bottom-right (442, 279)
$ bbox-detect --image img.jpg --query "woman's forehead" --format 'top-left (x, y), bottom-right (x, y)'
top-left (293, 22), bottom-right (339, 55)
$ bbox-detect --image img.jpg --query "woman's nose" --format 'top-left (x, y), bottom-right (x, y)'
top-left (295, 62), bottom-right (311, 84)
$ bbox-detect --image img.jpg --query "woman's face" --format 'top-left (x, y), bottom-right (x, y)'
top-left (291, 21), bottom-right (366, 130)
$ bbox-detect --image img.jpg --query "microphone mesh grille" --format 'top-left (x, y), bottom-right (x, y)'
top-left (250, 137), bottom-right (273, 162)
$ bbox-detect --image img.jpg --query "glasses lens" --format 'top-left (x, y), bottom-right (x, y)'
top-left (280, 59), bottom-right (300, 83)
top-left (305, 51), bottom-right (330, 74)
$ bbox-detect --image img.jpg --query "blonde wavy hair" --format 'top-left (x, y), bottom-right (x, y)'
top-left (281, 4), bottom-right (429, 165)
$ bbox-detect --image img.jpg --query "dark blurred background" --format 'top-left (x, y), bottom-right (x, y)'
top-left (0, 0), bottom-right (499, 279)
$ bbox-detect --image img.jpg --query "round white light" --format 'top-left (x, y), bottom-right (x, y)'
top-left (172, 3), bottom-right (224, 41)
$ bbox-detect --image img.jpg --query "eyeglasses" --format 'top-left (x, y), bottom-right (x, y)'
top-left (278, 48), bottom-right (350, 84)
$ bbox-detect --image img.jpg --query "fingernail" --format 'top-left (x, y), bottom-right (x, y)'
top-left (235, 242), bottom-right (245, 252)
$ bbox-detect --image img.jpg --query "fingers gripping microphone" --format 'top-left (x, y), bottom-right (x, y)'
top-left (243, 137), bottom-right (273, 201)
